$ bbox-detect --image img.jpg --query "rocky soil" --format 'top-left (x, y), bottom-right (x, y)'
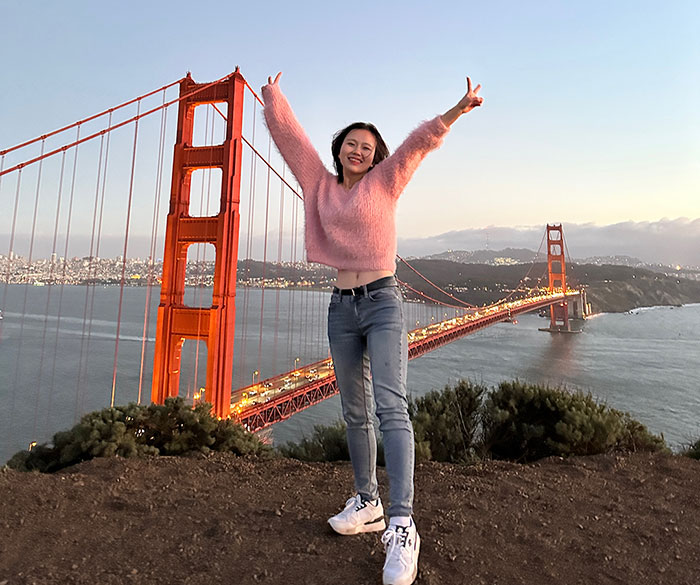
top-left (1, 452), bottom-right (699, 585)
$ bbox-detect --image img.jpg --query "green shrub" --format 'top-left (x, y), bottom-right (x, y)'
top-left (6, 397), bottom-right (270, 473)
top-left (408, 380), bottom-right (485, 463)
top-left (680, 438), bottom-right (700, 460)
top-left (279, 380), bottom-right (666, 465)
top-left (613, 410), bottom-right (668, 453)
top-left (280, 420), bottom-right (350, 462)
top-left (481, 380), bottom-right (666, 462)
top-left (279, 420), bottom-right (386, 465)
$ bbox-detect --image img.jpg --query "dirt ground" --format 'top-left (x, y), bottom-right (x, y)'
top-left (1, 451), bottom-right (698, 585)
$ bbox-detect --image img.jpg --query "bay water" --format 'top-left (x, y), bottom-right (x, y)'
top-left (1, 284), bottom-right (698, 463)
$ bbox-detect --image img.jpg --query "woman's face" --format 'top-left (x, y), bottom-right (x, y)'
top-left (338, 129), bottom-right (377, 179)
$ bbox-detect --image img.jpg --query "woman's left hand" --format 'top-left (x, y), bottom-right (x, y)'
top-left (456, 77), bottom-right (483, 114)
top-left (441, 76), bottom-right (484, 127)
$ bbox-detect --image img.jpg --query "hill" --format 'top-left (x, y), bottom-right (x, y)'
top-left (396, 259), bottom-right (700, 313)
top-left (1, 452), bottom-right (698, 585)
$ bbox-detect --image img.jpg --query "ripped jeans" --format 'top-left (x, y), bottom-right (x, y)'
top-left (327, 277), bottom-right (414, 518)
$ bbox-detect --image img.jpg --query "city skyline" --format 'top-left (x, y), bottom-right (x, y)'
top-left (2, 216), bottom-right (700, 268)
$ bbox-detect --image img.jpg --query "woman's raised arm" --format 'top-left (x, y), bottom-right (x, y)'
top-left (261, 72), bottom-right (328, 194)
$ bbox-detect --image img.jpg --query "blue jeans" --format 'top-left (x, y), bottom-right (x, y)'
top-left (327, 278), bottom-right (414, 518)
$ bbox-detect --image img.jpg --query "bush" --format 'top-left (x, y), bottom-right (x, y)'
top-left (481, 380), bottom-right (667, 462)
top-left (280, 420), bottom-right (350, 462)
top-left (408, 380), bottom-right (485, 463)
top-left (680, 438), bottom-right (700, 460)
top-left (7, 397), bottom-right (270, 473)
top-left (279, 420), bottom-right (386, 465)
top-left (279, 380), bottom-right (666, 465)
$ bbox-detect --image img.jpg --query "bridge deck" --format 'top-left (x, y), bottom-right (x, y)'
top-left (233, 291), bottom-right (582, 432)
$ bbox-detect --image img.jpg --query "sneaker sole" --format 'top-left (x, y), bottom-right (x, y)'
top-left (327, 516), bottom-right (387, 535)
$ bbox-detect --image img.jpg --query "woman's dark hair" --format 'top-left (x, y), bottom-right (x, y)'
top-left (331, 122), bottom-right (390, 184)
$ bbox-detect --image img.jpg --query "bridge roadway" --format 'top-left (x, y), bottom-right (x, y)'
top-left (231, 290), bottom-right (583, 432)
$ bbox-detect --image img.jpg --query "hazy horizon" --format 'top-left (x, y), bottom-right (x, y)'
top-left (3, 217), bottom-right (699, 269)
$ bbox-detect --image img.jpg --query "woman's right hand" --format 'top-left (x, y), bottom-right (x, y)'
top-left (266, 72), bottom-right (282, 86)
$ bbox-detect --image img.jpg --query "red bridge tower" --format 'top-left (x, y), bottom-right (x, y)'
top-left (151, 71), bottom-right (245, 418)
top-left (546, 223), bottom-right (570, 332)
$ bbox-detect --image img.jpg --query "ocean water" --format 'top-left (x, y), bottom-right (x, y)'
top-left (1, 284), bottom-right (698, 463)
top-left (272, 304), bottom-right (700, 450)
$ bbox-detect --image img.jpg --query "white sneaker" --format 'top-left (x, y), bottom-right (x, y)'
top-left (381, 520), bottom-right (420, 585)
top-left (327, 495), bottom-right (386, 535)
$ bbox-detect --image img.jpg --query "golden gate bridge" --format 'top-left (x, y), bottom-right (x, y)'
top-left (0, 69), bottom-right (588, 451)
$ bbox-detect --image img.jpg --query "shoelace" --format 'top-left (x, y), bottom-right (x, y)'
top-left (381, 526), bottom-right (411, 564)
top-left (346, 496), bottom-right (375, 512)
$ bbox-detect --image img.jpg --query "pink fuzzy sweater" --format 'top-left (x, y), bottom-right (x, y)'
top-left (262, 83), bottom-right (449, 272)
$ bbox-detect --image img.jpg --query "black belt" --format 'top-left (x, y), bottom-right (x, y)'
top-left (333, 276), bottom-right (397, 296)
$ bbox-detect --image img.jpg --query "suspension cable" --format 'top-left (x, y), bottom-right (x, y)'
top-left (396, 254), bottom-right (476, 308)
top-left (0, 71), bottom-right (240, 178)
top-left (110, 100), bottom-right (141, 407)
top-left (138, 91), bottom-right (169, 403)
top-left (0, 78), bottom-right (183, 157)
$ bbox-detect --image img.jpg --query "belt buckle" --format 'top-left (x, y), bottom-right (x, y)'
top-left (351, 287), bottom-right (357, 296)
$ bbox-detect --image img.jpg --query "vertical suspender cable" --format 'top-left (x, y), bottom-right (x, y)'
top-left (15, 140), bottom-right (46, 439)
top-left (2, 169), bottom-right (23, 445)
top-left (111, 101), bottom-right (141, 407)
top-left (42, 151), bottom-right (67, 427)
top-left (33, 149), bottom-right (68, 437)
top-left (138, 91), bottom-right (168, 403)
top-left (49, 125), bottom-right (79, 421)
top-left (287, 189), bottom-right (299, 369)
top-left (272, 166), bottom-right (285, 372)
top-left (256, 135), bottom-right (273, 375)
top-left (79, 114), bottom-right (112, 415)
top-left (285, 184), bottom-right (296, 369)
top-left (238, 101), bottom-right (257, 383)
top-left (75, 129), bottom-right (108, 411)
top-left (0, 154), bottom-right (5, 341)
top-left (1, 160), bottom-right (20, 342)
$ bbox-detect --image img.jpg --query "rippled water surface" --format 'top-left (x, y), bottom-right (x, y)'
top-left (274, 304), bottom-right (700, 450)
top-left (2, 284), bottom-right (698, 462)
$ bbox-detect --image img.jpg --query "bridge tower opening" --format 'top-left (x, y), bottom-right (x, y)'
top-left (151, 71), bottom-right (245, 418)
top-left (546, 223), bottom-right (570, 332)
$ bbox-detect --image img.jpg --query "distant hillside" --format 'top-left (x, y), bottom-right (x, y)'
top-left (421, 248), bottom-right (545, 265)
top-left (396, 259), bottom-right (700, 313)
top-left (419, 248), bottom-right (697, 278)
top-left (232, 257), bottom-right (700, 313)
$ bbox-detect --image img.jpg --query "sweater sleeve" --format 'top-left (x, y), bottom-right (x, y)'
top-left (261, 84), bottom-right (328, 194)
top-left (374, 116), bottom-right (449, 199)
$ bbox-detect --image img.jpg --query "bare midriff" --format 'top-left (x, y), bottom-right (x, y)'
top-left (335, 269), bottom-right (395, 289)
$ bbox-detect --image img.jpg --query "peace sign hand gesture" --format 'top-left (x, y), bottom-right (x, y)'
top-left (456, 77), bottom-right (483, 114)
top-left (262, 72), bottom-right (282, 94)
top-left (441, 76), bottom-right (484, 127)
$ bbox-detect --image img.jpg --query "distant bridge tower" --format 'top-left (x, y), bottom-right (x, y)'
top-left (151, 71), bottom-right (245, 418)
top-left (546, 223), bottom-right (570, 331)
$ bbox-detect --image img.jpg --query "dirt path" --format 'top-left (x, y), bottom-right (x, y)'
top-left (1, 452), bottom-right (698, 585)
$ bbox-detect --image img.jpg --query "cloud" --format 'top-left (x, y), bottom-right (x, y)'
top-left (398, 218), bottom-right (700, 267)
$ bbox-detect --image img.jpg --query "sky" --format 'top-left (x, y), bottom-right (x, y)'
top-left (2, 1), bottom-right (699, 265)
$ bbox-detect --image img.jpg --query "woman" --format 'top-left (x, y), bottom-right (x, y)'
top-left (262, 72), bottom-right (482, 585)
